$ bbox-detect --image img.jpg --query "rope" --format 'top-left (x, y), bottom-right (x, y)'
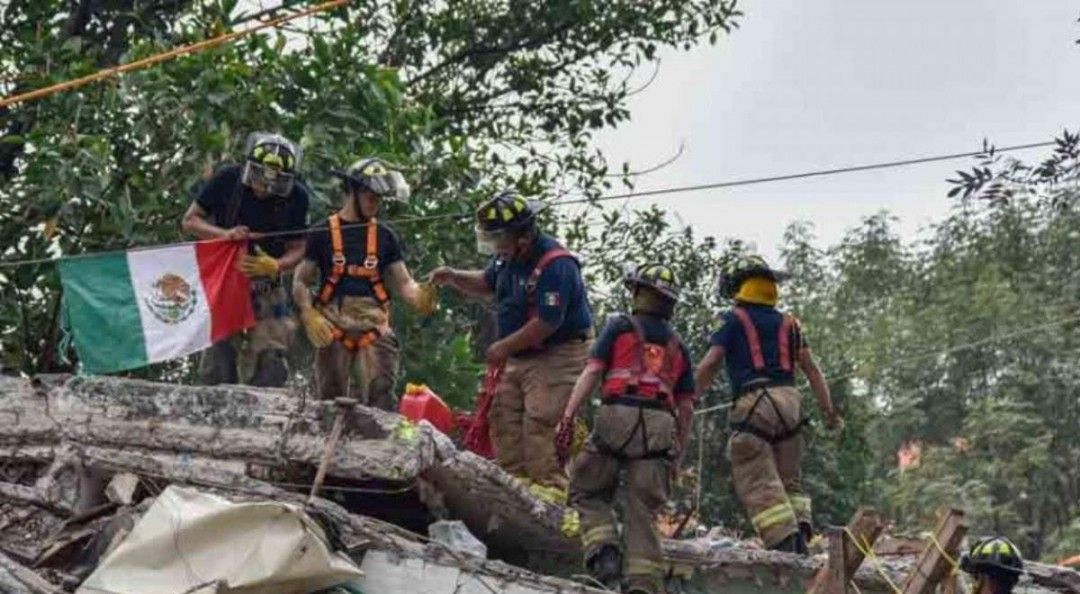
top-left (0, 0), bottom-right (350, 109)
top-left (928, 532), bottom-right (961, 574)
top-left (843, 526), bottom-right (906, 594)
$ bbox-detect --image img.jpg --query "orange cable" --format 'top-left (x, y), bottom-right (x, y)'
top-left (0, 0), bottom-right (349, 109)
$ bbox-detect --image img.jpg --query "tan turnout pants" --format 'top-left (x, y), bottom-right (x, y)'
top-left (727, 385), bottom-right (810, 548)
top-left (490, 339), bottom-right (590, 489)
top-left (569, 403), bottom-right (675, 594)
top-left (313, 296), bottom-right (400, 411)
top-left (199, 283), bottom-right (295, 387)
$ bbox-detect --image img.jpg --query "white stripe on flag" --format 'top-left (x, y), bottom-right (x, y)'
top-left (127, 245), bottom-right (212, 364)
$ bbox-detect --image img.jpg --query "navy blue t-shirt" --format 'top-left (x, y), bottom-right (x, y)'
top-left (195, 165), bottom-right (309, 258)
top-left (589, 314), bottom-right (695, 400)
top-left (483, 234), bottom-right (593, 347)
top-left (709, 304), bottom-right (807, 395)
top-left (304, 218), bottom-right (405, 298)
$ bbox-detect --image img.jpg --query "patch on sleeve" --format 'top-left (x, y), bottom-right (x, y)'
top-left (543, 291), bottom-right (561, 307)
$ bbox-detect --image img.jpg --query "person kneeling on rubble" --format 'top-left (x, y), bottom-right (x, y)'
top-left (693, 255), bottom-right (842, 555)
top-left (291, 158), bottom-right (437, 410)
top-left (430, 191), bottom-right (593, 496)
top-left (556, 263), bottom-right (696, 594)
top-left (961, 537), bottom-right (1025, 594)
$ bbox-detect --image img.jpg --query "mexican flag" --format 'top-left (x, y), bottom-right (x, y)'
top-left (59, 241), bottom-right (256, 374)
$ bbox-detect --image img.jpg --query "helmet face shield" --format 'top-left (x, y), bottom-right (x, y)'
top-left (366, 169), bottom-right (410, 201)
top-left (475, 225), bottom-right (512, 256)
top-left (242, 161), bottom-right (296, 197)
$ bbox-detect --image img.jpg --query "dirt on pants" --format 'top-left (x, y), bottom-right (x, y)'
top-left (490, 339), bottom-right (590, 489)
top-left (727, 385), bottom-right (810, 548)
top-left (569, 402), bottom-right (675, 594)
top-left (199, 282), bottom-right (295, 387)
top-left (313, 295), bottom-right (400, 411)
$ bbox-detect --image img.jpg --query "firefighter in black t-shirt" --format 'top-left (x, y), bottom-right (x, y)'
top-left (291, 158), bottom-right (436, 410)
top-left (181, 132), bottom-right (309, 387)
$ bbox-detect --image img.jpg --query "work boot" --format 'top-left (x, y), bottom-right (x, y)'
top-left (586, 544), bottom-right (623, 587)
top-left (250, 349), bottom-right (288, 387)
top-left (770, 531), bottom-right (809, 556)
top-left (624, 575), bottom-right (663, 594)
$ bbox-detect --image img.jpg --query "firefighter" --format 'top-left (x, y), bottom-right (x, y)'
top-left (291, 158), bottom-right (437, 410)
top-left (960, 537), bottom-right (1025, 594)
top-left (693, 255), bottom-right (842, 554)
top-left (182, 132), bottom-right (309, 387)
top-left (556, 263), bottom-right (695, 594)
top-left (429, 191), bottom-right (593, 492)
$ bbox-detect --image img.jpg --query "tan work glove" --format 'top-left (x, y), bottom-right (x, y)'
top-left (300, 308), bottom-right (335, 348)
top-left (414, 281), bottom-right (438, 316)
top-left (238, 246), bottom-right (279, 278)
top-left (825, 409), bottom-right (845, 439)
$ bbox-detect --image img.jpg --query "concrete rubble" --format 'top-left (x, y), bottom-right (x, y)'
top-left (0, 374), bottom-right (1076, 594)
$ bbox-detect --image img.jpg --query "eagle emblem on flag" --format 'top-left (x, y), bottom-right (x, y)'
top-left (145, 273), bottom-right (198, 324)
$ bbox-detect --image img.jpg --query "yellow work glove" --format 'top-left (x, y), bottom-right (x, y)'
top-left (414, 282), bottom-right (438, 316)
top-left (300, 308), bottom-right (335, 348)
top-left (238, 246), bottom-right (279, 278)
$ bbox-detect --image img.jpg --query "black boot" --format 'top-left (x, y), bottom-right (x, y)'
top-left (586, 544), bottom-right (623, 587)
top-left (770, 531), bottom-right (809, 556)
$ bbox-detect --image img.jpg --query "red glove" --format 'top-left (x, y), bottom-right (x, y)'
top-left (555, 416), bottom-right (575, 467)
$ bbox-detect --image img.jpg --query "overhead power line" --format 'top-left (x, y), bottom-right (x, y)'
top-left (554, 140), bottom-right (1056, 207)
top-left (0, 138), bottom-right (1059, 269)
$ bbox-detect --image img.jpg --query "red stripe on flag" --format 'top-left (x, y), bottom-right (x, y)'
top-left (195, 240), bottom-right (256, 342)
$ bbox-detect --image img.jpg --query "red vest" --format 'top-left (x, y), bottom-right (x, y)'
top-left (601, 315), bottom-right (685, 404)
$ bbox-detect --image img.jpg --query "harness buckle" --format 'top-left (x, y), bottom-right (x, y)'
top-left (363, 255), bottom-right (378, 269)
top-left (332, 253), bottom-right (346, 266)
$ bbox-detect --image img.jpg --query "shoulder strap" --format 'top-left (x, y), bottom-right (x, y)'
top-left (623, 314), bottom-right (647, 377)
top-left (778, 313), bottom-right (795, 372)
top-left (318, 214), bottom-right (346, 304)
top-left (526, 248), bottom-right (578, 294)
top-left (365, 217), bottom-right (379, 267)
top-left (731, 307), bottom-right (766, 371)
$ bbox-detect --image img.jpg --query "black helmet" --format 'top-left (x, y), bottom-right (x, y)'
top-left (624, 263), bottom-right (680, 302)
top-left (717, 254), bottom-right (791, 300)
top-left (961, 537), bottom-right (1024, 587)
top-left (241, 132), bottom-right (301, 196)
top-left (331, 157), bottom-right (410, 202)
top-left (474, 190), bottom-right (538, 252)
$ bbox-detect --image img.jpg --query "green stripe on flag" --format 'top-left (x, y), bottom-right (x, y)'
top-left (59, 253), bottom-right (147, 373)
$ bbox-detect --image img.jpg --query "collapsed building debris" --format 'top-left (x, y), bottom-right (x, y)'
top-left (0, 374), bottom-right (1077, 593)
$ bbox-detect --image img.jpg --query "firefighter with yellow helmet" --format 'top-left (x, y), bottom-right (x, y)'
top-left (694, 255), bottom-right (842, 554)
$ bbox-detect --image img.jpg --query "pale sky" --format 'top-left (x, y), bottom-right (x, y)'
top-left (592, 0), bottom-right (1080, 261)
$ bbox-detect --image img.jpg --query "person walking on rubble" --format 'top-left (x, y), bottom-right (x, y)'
top-left (291, 158), bottom-right (437, 410)
top-left (182, 132), bottom-right (309, 387)
top-left (429, 191), bottom-right (593, 495)
top-left (960, 537), bottom-right (1025, 594)
top-left (557, 263), bottom-right (696, 594)
top-left (693, 255), bottom-right (842, 555)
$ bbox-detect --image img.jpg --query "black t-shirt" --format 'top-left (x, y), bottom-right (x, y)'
top-left (195, 165), bottom-right (310, 258)
top-left (305, 217), bottom-right (405, 298)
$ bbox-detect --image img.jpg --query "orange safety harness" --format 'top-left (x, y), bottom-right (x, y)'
top-left (317, 214), bottom-right (390, 351)
top-left (730, 306), bottom-right (806, 443)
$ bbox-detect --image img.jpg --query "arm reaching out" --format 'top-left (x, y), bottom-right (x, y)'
top-left (428, 266), bottom-right (492, 297)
